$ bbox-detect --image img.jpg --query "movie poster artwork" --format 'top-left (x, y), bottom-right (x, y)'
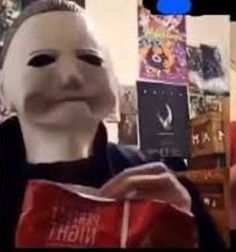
top-left (118, 86), bottom-right (138, 146)
top-left (138, 6), bottom-right (188, 84)
top-left (186, 44), bottom-right (229, 95)
top-left (137, 81), bottom-right (190, 158)
top-left (200, 44), bottom-right (224, 80)
top-left (186, 45), bottom-right (204, 94)
top-left (204, 94), bottom-right (224, 114)
top-left (189, 93), bottom-right (224, 119)
top-left (0, 0), bottom-right (21, 44)
top-left (189, 94), bottom-right (206, 119)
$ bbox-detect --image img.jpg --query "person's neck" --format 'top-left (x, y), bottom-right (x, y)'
top-left (19, 119), bottom-right (99, 164)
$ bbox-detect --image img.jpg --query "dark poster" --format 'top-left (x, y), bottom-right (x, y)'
top-left (200, 44), bottom-right (224, 80)
top-left (186, 44), bottom-right (228, 95)
top-left (200, 44), bottom-right (229, 95)
top-left (137, 81), bottom-right (190, 158)
top-left (186, 45), bottom-right (203, 94)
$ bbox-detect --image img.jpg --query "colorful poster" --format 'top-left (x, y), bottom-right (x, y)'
top-left (138, 6), bottom-right (188, 84)
top-left (137, 81), bottom-right (190, 158)
top-left (118, 86), bottom-right (138, 146)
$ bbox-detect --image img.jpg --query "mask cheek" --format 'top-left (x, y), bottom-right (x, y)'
top-left (17, 70), bottom-right (53, 114)
top-left (85, 68), bottom-right (117, 117)
top-left (90, 91), bottom-right (116, 117)
top-left (5, 81), bottom-right (38, 117)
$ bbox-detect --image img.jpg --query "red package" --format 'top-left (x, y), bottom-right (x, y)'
top-left (15, 180), bottom-right (198, 248)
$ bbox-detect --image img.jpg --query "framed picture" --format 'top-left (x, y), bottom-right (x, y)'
top-left (137, 81), bottom-right (190, 158)
top-left (118, 86), bottom-right (138, 146)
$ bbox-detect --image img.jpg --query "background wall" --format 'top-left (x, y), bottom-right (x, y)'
top-left (86, 0), bottom-right (139, 86)
top-left (230, 68), bottom-right (236, 121)
top-left (86, 0), bottom-right (230, 142)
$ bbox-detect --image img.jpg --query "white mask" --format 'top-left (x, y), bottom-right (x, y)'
top-left (1, 11), bottom-right (117, 130)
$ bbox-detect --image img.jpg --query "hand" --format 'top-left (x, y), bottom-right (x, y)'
top-left (99, 162), bottom-right (192, 213)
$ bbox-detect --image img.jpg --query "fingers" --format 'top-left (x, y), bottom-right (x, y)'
top-left (100, 172), bottom-right (191, 212)
top-left (100, 162), bottom-right (169, 194)
top-left (122, 162), bottom-right (169, 176)
top-left (101, 173), bottom-right (183, 199)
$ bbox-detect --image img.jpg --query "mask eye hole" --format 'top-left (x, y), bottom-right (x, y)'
top-left (27, 54), bottom-right (56, 67)
top-left (77, 54), bottom-right (103, 67)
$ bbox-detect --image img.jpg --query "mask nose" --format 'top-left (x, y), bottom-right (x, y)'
top-left (58, 58), bottom-right (85, 90)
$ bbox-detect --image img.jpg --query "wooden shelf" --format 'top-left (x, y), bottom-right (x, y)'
top-left (176, 169), bottom-right (229, 246)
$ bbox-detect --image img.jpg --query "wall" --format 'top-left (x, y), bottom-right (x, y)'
top-left (186, 15), bottom-right (230, 86)
top-left (86, 1), bottom-right (230, 142)
top-left (86, 0), bottom-right (139, 86)
top-left (230, 68), bottom-right (236, 121)
top-left (86, 0), bottom-right (139, 142)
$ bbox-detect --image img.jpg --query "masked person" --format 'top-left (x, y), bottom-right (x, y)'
top-left (0, 0), bottom-right (225, 249)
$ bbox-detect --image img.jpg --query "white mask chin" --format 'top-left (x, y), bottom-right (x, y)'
top-left (2, 11), bottom-right (117, 131)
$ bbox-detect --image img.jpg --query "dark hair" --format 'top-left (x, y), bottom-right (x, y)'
top-left (0, 0), bottom-right (84, 68)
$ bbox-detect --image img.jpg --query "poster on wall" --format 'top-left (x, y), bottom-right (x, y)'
top-left (118, 86), bottom-right (138, 146)
top-left (186, 45), bottom-right (204, 94)
top-left (189, 93), bottom-right (225, 119)
top-left (137, 81), bottom-right (190, 158)
top-left (0, 0), bottom-right (21, 44)
top-left (189, 93), bottom-right (206, 119)
top-left (200, 44), bottom-right (224, 80)
top-left (187, 44), bottom-right (229, 95)
top-left (187, 44), bottom-right (229, 119)
top-left (138, 6), bottom-right (188, 84)
top-left (200, 44), bottom-right (229, 95)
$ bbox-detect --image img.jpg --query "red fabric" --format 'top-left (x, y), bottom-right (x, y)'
top-left (15, 180), bottom-right (197, 248)
top-left (230, 122), bottom-right (236, 229)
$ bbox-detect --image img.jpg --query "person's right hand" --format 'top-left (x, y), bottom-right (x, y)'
top-left (99, 162), bottom-right (192, 213)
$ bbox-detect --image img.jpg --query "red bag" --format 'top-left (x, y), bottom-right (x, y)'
top-left (15, 180), bottom-right (198, 248)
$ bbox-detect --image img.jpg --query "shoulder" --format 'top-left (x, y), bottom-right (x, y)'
top-left (108, 143), bottom-right (147, 163)
top-left (107, 143), bottom-right (148, 175)
top-left (0, 116), bottom-right (25, 158)
top-left (106, 143), bottom-right (188, 174)
top-left (0, 116), bottom-right (22, 140)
